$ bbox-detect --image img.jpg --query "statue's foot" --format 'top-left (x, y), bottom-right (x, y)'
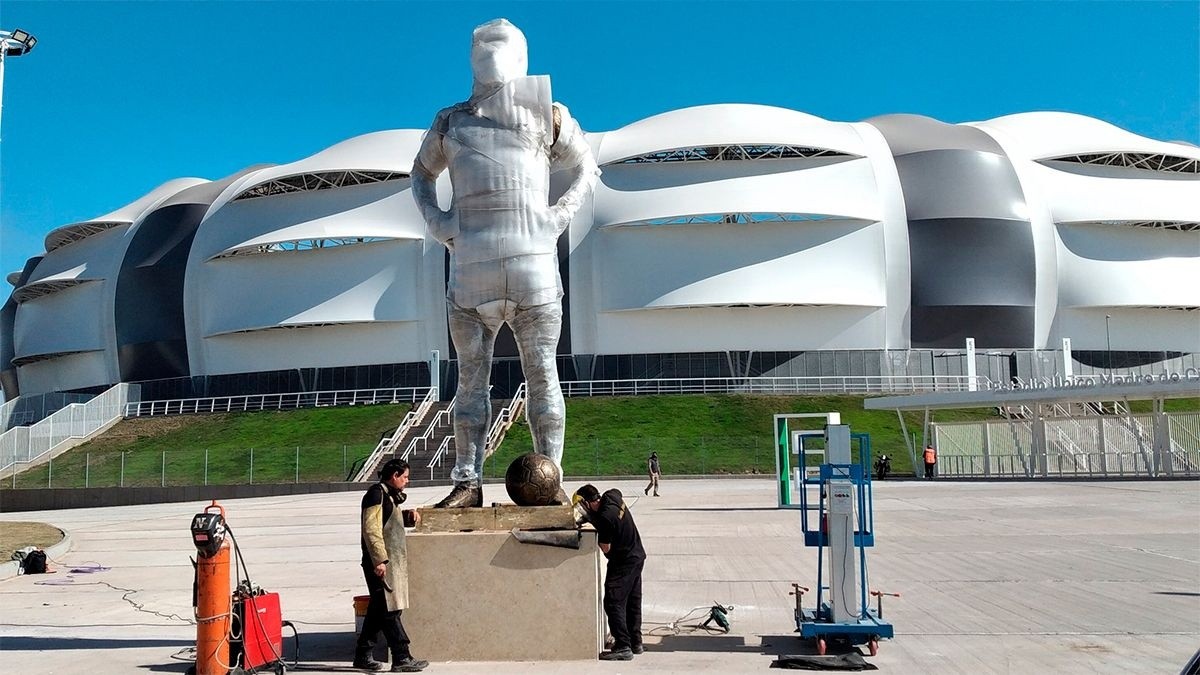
top-left (550, 486), bottom-right (569, 505)
top-left (434, 484), bottom-right (483, 509)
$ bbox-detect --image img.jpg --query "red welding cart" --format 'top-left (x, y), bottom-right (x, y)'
top-left (231, 592), bottom-right (286, 674)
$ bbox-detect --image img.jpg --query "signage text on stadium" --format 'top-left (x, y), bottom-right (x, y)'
top-left (985, 369), bottom-right (1200, 392)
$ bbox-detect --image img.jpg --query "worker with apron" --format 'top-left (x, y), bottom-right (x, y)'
top-left (356, 459), bottom-right (428, 672)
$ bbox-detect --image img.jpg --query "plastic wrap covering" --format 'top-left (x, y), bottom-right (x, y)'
top-left (412, 20), bottom-right (599, 311)
top-left (412, 19), bottom-right (598, 487)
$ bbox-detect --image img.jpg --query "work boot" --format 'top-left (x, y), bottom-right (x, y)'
top-left (631, 643), bottom-right (645, 655)
top-left (390, 656), bottom-right (429, 672)
top-left (644, 486), bottom-right (650, 495)
top-left (599, 647), bottom-right (633, 661)
top-left (434, 483), bottom-right (483, 508)
top-left (353, 654), bottom-right (386, 671)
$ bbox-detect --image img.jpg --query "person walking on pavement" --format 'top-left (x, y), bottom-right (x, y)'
top-left (574, 484), bottom-right (646, 661)
top-left (923, 444), bottom-right (937, 480)
top-left (644, 452), bottom-right (661, 497)
top-left (355, 459), bottom-right (429, 672)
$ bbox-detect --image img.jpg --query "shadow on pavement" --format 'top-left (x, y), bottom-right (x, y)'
top-left (289, 629), bottom-right (355, 663)
top-left (661, 507), bottom-right (780, 512)
top-left (761, 634), bottom-right (819, 656)
top-left (138, 663), bottom-right (191, 674)
top-left (646, 634), bottom-right (760, 653)
top-left (0, 636), bottom-right (192, 651)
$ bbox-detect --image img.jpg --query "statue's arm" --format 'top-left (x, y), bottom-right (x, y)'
top-left (412, 108), bottom-right (456, 245)
top-left (549, 103), bottom-right (600, 235)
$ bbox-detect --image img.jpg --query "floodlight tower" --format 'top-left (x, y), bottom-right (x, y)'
top-left (0, 28), bottom-right (38, 135)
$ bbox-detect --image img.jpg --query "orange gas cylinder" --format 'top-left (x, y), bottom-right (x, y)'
top-left (191, 501), bottom-right (232, 675)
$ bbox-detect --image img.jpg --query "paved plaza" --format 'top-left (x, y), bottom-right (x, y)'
top-left (2, 478), bottom-right (1198, 674)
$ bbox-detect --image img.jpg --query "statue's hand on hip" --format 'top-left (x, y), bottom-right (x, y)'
top-left (546, 203), bottom-right (571, 236)
top-left (430, 208), bottom-right (459, 246)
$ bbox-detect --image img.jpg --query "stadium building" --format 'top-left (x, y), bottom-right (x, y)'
top-left (3, 105), bottom-right (1198, 403)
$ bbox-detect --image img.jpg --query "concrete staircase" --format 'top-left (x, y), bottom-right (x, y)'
top-left (416, 401), bottom-right (514, 482)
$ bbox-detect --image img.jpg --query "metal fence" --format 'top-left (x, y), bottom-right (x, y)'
top-left (125, 387), bottom-right (429, 417)
top-left (559, 375), bottom-right (983, 398)
top-left (0, 384), bottom-right (139, 475)
top-left (0, 392), bottom-right (94, 433)
top-left (933, 411), bottom-right (1200, 478)
top-left (2, 444), bottom-right (376, 489)
top-left (0, 437), bottom-right (780, 488)
top-left (120, 377), bottom-right (976, 420)
top-left (478, 436), bottom-right (780, 481)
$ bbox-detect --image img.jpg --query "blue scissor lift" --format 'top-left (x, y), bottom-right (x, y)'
top-left (775, 416), bottom-right (895, 656)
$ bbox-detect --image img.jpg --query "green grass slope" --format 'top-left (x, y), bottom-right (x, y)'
top-left (5, 403), bottom-right (412, 489)
top-left (18, 392), bottom-right (1183, 489)
top-left (484, 395), bottom-right (998, 479)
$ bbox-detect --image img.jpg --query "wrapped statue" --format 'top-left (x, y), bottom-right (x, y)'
top-left (412, 19), bottom-right (600, 508)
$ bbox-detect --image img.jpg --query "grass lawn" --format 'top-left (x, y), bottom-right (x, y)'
top-left (483, 394), bottom-right (999, 479)
top-left (0, 521), bottom-right (64, 561)
top-left (11, 394), bottom-right (1192, 489)
top-left (4, 403), bottom-right (412, 489)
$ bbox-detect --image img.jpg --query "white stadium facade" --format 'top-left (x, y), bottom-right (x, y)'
top-left (2, 105), bottom-right (1198, 402)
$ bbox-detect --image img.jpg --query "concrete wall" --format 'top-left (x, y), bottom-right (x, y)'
top-left (0, 481), bottom-right (367, 513)
top-left (404, 530), bottom-right (602, 661)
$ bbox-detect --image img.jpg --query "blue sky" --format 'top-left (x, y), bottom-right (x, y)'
top-left (1, 0), bottom-right (1197, 278)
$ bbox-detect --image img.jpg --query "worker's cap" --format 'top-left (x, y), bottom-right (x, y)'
top-left (573, 484), bottom-right (600, 505)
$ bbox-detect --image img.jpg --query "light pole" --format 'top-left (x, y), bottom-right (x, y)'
top-left (0, 28), bottom-right (38, 134)
top-left (1105, 314), bottom-right (1112, 371)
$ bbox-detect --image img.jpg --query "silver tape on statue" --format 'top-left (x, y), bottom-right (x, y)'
top-left (412, 19), bottom-right (599, 489)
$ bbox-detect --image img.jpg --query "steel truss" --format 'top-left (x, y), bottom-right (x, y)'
top-left (45, 221), bottom-right (128, 252)
top-left (233, 170), bottom-right (410, 201)
top-left (611, 144), bottom-right (854, 165)
top-left (11, 349), bottom-right (93, 367)
top-left (1046, 151), bottom-right (1199, 174)
top-left (12, 278), bottom-right (96, 304)
top-left (1080, 220), bottom-right (1200, 232)
top-left (215, 321), bottom-right (360, 336)
top-left (213, 237), bottom-right (393, 259)
top-left (605, 212), bottom-right (859, 228)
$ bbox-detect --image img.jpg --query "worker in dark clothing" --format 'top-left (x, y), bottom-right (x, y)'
top-left (644, 452), bottom-right (661, 497)
top-left (573, 484), bottom-right (646, 661)
top-left (356, 459), bottom-right (428, 672)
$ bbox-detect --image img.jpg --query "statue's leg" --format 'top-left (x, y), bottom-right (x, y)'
top-left (444, 303), bottom-right (499, 498)
top-left (510, 301), bottom-right (565, 473)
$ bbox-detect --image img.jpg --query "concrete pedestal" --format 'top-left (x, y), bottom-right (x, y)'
top-left (403, 530), bottom-right (602, 662)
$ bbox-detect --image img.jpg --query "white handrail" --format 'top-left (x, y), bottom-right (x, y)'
top-left (118, 376), bottom-right (979, 420)
top-left (1, 383), bottom-right (140, 473)
top-left (558, 375), bottom-right (985, 397)
top-left (402, 397), bottom-right (455, 462)
top-left (485, 382), bottom-right (527, 457)
top-left (428, 434), bottom-right (455, 480)
top-left (125, 387), bottom-right (428, 418)
top-left (354, 387), bottom-right (438, 482)
top-left (427, 382), bottom-right (527, 479)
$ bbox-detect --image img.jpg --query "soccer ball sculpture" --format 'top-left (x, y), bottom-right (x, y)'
top-left (505, 453), bottom-right (562, 506)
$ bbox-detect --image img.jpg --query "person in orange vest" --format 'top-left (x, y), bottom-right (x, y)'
top-left (923, 445), bottom-right (937, 479)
